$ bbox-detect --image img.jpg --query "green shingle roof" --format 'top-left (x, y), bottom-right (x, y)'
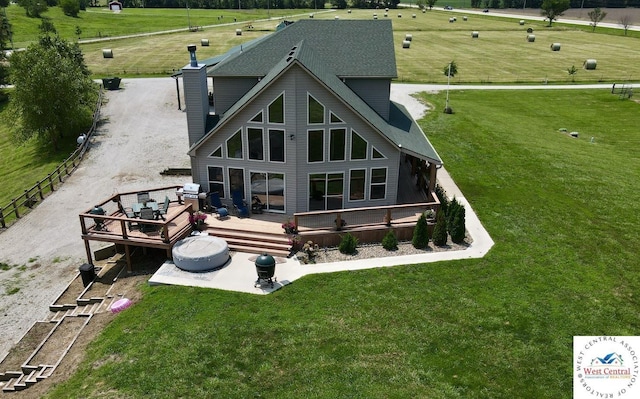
top-left (190, 35), bottom-right (442, 165)
top-left (211, 19), bottom-right (397, 79)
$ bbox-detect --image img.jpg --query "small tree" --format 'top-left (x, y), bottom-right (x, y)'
top-left (618, 15), bottom-right (632, 36)
top-left (450, 202), bottom-right (466, 244)
top-left (381, 230), bottom-right (398, 251)
top-left (443, 60), bottom-right (458, 78)
top-left (10, 28), bottom-right (96, 150)
top-left (61, 0), bottom-right (81, 17)
top-left (426, 0), bottom-right (437, 9)
top-left (339, 233), bottom-right (358, 255)
top-left (588, 7), bottom-right (607, 32)
top-left (540, 0), bottom-right (569, 27)
top-left (17, 0), bottom-right (48, 18)
top-left (431, 208), bottom-right (448, 246)
top-left (567, 65), bottom-right (577, 82)
top-left (412, 213), bottom-right (429, 249)
top-left (447, 197), bottom-right (461, 233)
top-left (435, 184), bottom-right (449, 217)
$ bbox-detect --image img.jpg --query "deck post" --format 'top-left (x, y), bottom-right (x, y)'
top-left (84, 239), bottom-right (93, 265)
top-left (428, 163), bottom-right (437, 195)
top-left (125, 244), bottom-right (132, 272)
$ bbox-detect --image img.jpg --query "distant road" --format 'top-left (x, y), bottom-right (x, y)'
top-left (400, 5), bottom-right (639, 32)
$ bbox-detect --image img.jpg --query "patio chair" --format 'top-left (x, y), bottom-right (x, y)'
top-left (157, 196), bottom-right (170, 220)
top-left (137, 192), bottom-right (150, 204)
top-left (117, 201), bottom-right (138, 230)
top-left (232, 190), bottom-right (250, 218)
top-left (208, 191), bottom-right (229, 218)
top-left (139, 207), bottom-right (156, 232)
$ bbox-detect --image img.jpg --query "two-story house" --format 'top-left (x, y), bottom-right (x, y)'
top-left (182, 19), bottom-right (442, 216)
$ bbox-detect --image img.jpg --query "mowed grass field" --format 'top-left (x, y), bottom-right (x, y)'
top-left (75, 8), bottom-right (640, 82)
top-left (44, 89), bottom-right (640, 398)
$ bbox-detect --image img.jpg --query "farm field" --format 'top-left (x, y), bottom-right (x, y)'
top-left (77, 8), bottom-right (640, 83)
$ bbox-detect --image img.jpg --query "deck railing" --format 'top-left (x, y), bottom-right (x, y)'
top-left (293, 191), bottom-right (440, 233)
top-left (79, 185), bottom-right (191, 245)
top-left (0, 87), bottom-right (104, 229)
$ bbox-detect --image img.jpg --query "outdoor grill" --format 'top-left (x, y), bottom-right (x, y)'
top-left (181, 183), bottom-right (203, 211)
top-left (254, 253), bottom-right (277, 288)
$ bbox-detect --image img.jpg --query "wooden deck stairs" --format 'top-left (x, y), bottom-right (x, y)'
top-left (202, 224), bottom-right (291, 258)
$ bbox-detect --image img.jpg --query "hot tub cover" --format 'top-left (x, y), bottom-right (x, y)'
top-left (172, 235), bottom-right (230, 271)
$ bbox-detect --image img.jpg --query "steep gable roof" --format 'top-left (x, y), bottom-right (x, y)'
top-left (211, 19), bottom-right (397, 79)
top-left (189, 38), bottom-right (441, 165)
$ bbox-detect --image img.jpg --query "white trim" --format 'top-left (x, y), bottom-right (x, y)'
top-left (207, 165), bottom-right (225, 198)
top-left (268, 129), bottom-right (286, 163)
top-left (247, 126), bottom-right (265, 162)
top-left (328, 128), bottom-right (347, 162)
top-left (208, 145), bottom-right (223, 158)
top-left (350, 129), bottom-right (368, 161)
top-left (369, 166), bottom-right (388, 201)
top-left (348, 168), bottom-right (367, 202)
top-left (225, 129), bottom-right (244, 160)
top-left (329, 111), bottom-right (344, 124)
top-left (249, 170), bottom-right (286, 214)
top-left (371, 145), bottom-right (387, 160)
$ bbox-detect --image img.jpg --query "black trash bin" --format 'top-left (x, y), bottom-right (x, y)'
top-left (79, 263), bottom-right (96, 287)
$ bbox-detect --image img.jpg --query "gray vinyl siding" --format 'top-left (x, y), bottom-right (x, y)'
top-left (213, 77), bottom-right (260, 115)
top-left (291, 68), bottom-right (400, 212)
top-left (192, 65), bottom-right (400, 215)
top-left (344, 78), bottom-right (391, 121)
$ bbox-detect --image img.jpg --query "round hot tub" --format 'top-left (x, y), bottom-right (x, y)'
top-left (172, 235), bottom-right (230, 272)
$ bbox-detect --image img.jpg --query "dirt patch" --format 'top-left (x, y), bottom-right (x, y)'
top-left (0, 322), bottom-right (53, 373)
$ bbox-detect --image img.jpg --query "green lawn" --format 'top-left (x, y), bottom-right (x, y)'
top-left (44, 90), bottom-right (640, 398)
top-left (0, 102), bottom-right (78, 214)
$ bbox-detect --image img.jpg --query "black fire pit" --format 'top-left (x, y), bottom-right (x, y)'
top-left (254, 253), bottom-right (277, 288)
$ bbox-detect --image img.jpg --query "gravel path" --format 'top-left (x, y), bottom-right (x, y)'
top-left (0, 78), bottom-right (190, 360)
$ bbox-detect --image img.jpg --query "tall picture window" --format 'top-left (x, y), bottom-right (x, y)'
top-left (329, 128), bottom-right (346, 161)
top-left (247, 128), bottom-right (264, 161)
top-left (349, 169), bottom-right (366, 201)
top-left (269, 129), bottom-right (285, 162)
top-left (308, 130), bottom-right (324, 163)
top-left (208, 166), bottom-right (225, 197)
top-left (370, 168), bottom-right (387, 200)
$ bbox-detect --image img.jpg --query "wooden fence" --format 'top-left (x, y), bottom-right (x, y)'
top-left (0, 87), bottom-right (104, 229)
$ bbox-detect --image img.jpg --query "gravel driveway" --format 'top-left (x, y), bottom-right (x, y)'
top-left (0, 77), bottom-right (191, 359)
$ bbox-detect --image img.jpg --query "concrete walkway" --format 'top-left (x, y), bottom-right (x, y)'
top-left (149, 85), bottom-right (495, 295)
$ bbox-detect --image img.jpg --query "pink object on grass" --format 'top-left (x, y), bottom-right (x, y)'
top-left (110, 298), bottom-right (132, 313)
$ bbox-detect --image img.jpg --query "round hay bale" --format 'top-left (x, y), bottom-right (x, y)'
top-left (402, 40), bottom-right (411, 49)
top-left (527, 27), bottom-right (533, 33)
top-left (201, 38), bottom-right (209, 47)
top-left (348, 9), bottom-right (351, 13)
top-left (527, 34), bottom-right (535, 42)
top-left (584, 59), bottom-right (597, 70)
top-left (335, 15), bottom-right (339, 19)
top-left (384, 13), bottom-right (388, 17)
top-left (309, 13), bottom-right (314, 18)
top-left (550, 43), bottom-right (561, 51)
top-left (463, 16), bottom-right (468, 21)
top-left (422, 9), bottom-right (426, 13)
top-left (405, 34), bottom-right (413, 41)
top-left (412, 13), bottom-right (416, 18)
top-left (373, 14), bottom-right (378, 19)
top-left (471, 31), bottom-right (479, 38)
top-left (519, 20), bottom-right (525, 25)
top-left (235, 28), bottom-right (242, 36)
top-left (102, 49), bottom-right (113, 58)
top-left (449, 17), bottom-right (455, 23)
top-left (397, 13), bottom-right (402, 18)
